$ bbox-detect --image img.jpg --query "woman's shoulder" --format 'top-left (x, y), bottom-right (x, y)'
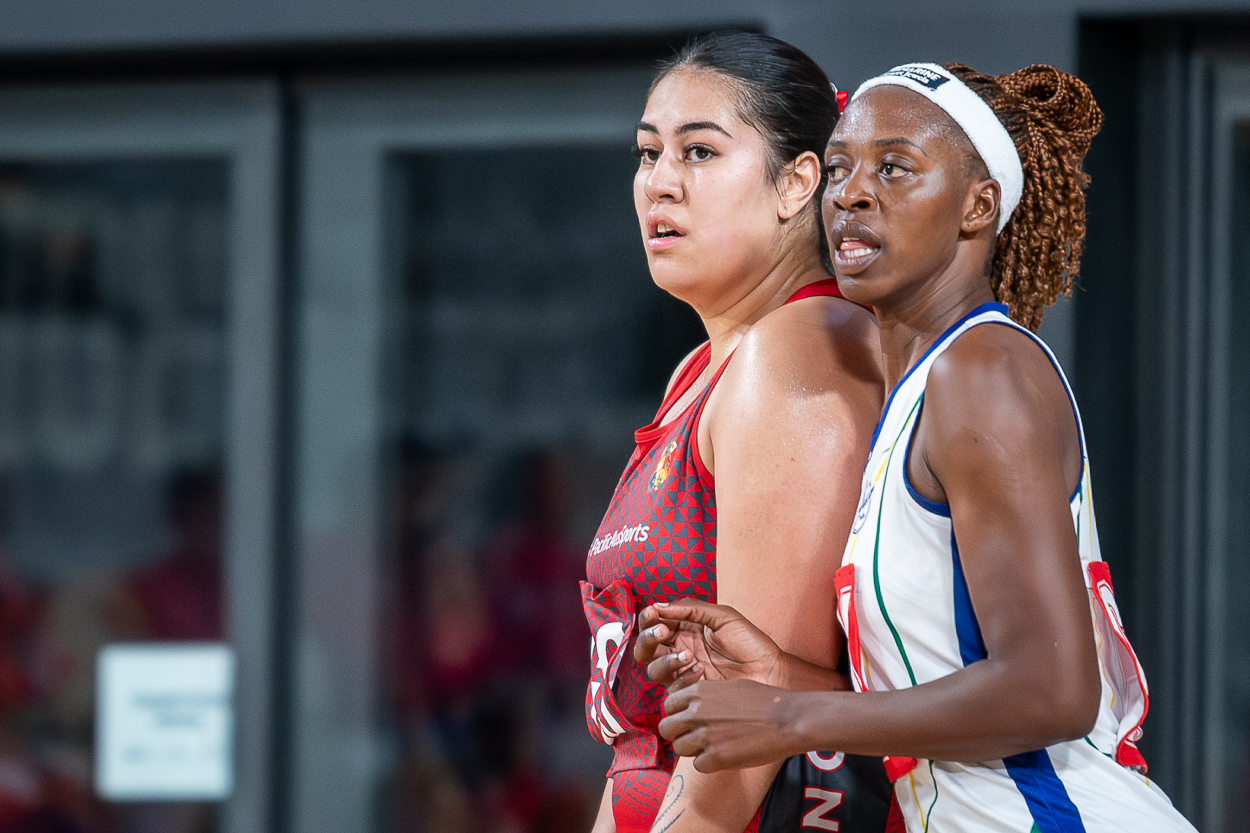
top-left (928, 320), bottom-right (1058, 397)
top-left (925, 321), bottom-right (1073, 443)
top-left (739, 293), bottom-right (880, 383)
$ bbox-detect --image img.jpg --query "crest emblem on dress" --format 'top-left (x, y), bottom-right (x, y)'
top-left (851, 484), bottom-right (874, 533)
top-left (649, 440), bottom-right (678, 492)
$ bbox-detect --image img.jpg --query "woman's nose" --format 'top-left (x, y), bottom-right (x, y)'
top-left (643, 151), bottom-right (684, 202)
top-left (831, 170), bottom-right (877, 212)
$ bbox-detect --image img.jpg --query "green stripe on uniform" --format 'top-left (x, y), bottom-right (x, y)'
top-left (872, 395), bottom-right (924, 687)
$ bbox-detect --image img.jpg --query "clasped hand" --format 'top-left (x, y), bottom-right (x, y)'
top-left (632, 599), bottom-right (800, 772)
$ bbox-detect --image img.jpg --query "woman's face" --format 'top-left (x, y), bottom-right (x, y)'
top-left (822, 85), bottom-right (986, 311)
top-left (634, 70), bottom-right (792, 313)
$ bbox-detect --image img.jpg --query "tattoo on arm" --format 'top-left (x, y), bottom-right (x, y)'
top-left (652, 774), bottom-right (685, 833)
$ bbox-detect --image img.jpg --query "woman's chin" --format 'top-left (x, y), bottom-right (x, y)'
top-left (832, 273), bottom-right (877, 308)
top-left (649, 267), bottom-right (705, 304)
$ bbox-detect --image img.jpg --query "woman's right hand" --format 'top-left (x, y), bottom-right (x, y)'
top-left (634, 599), bottom-right (784, 691)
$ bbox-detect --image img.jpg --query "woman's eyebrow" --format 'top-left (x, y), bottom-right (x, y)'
top-left (635, 121), bottom-right (734, 138)
top-left (677, 121), bottom-right (732, 137)
top-left (873, 137), bottom-right (928, 155)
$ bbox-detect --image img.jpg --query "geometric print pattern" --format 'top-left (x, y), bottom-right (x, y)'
top-left (585, 341), bottom-right (720, 779)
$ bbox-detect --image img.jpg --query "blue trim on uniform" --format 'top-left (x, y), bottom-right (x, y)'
top-left (950, 533), bottom-right (987, 666)
top-left (1003, 750), bottom-right (1087, 833)
top-left (869, 302), bottom-right (1009, 451)
top-left (902, 395), bottom-right (952, 517)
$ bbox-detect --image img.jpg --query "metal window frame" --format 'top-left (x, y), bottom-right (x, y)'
top-left (0, 80), bottom-right (284, 833)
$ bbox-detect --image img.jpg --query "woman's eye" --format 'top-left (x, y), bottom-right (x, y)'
top-left (634, 147), bottom-right (660, 164)
top-left (882, 163), bottom-right (907, 177)
top-left (827, 164), bottom-right (849, 179)
top-left (686, 145), bottom-right (714, 162)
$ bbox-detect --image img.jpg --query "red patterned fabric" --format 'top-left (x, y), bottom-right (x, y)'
top-left (610, 769), bottom-right (672, 833)
top-left (582, 580), bottom-right (640, 746)
top-left (583, 337), bottom-right (725, 784)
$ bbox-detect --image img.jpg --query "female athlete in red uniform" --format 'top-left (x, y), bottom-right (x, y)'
top-left (582, 32), bottom-right (895, 833)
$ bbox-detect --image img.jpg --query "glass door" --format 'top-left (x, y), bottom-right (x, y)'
top-left (295, 69), bottom-right (704, 833)
top-left (0, 83), bottom-right (282, 833)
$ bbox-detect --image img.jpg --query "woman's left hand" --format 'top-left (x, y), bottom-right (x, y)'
top-left (658, 679), bottom-right (801, 772)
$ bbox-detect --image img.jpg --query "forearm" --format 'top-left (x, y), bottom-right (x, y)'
top-left (648, 758), bottom-right (779, 833)
top-left (777, 658), bottom-right (1095, 762)
top-left (769, 652), bottom-right (850, 692)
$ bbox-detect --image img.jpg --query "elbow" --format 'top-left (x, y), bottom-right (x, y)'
top-left (1049, 689), bottom-right (1100, 743)
top-left (1031, 666), bottom-right (1101, 744)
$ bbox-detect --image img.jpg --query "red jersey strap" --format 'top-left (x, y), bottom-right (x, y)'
top-left (634, 343), bottom-right (712, 451)
top-left (639, 277), bottom-right (855, 453)
top-left (659, 343), bottom-right (712, 415)
top-left (783, 277), bottom-right (845, 305)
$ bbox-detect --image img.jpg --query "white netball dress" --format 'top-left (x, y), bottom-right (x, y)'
top-left (836, 302), bottom-right (1197, 833)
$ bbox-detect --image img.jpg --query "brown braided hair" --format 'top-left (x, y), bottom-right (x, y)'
top-left (943, 63), bottom-right (1103, 331)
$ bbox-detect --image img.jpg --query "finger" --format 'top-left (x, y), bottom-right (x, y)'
top-left (636, 605), bottom-right (662, 632)
top-left (649, 598), bottom-right (745, 631)
top-left (644, 650), bottom-right (693, 684)
top-left (661, 682), bottom-right (698, 719)
top-left (658, 707), bottom-right (696, 743)
top-left (670, 727), bottom-right (707, 758)
top-left (632, 622), bottom-right (676, 664)
top-left (665, 662), bottom-right (704, 694)
top-left (694, 749), bottom-right (728, 773)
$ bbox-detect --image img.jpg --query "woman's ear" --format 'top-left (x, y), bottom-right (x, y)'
top-left (777, 151), bottom-right (823, 221)
top-left (962, 178), bottom-right (1001, 236)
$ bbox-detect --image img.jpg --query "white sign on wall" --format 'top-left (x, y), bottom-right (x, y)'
top-left (95, 643), bottom-right (234, 801)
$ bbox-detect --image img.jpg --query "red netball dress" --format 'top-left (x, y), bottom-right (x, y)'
top-left (582, 280), bottom-right (901, 833)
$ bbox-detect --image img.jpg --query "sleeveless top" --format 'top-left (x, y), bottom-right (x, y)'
top-left (837, 303), bottom-right (1197, 833)
top-left (582, 280), bottom-right (898, 833)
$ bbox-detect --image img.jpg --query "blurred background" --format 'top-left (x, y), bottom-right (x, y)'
top-left (0, 0), bottom-right (1241, 831)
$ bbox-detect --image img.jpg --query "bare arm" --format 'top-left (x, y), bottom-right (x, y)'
top-left (648, 297), bottom-right (882, 828)
top-left (703, 299), bottom-right (882, 672)
top-left (592, 779), bottom-right (615, 833)
top-left (658, 326), bottom-right (1101, 770)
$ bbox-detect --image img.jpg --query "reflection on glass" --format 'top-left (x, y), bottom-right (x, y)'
top-left (384, 147), bottom-right (702, 833)
top-left (1224, 124), bottom-right (1250, 833)
top-left (0, 159), bottom-right (228, 833)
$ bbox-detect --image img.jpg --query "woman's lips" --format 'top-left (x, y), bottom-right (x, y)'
top-left (647, 232), bottom-right (684, 252)
top-left (833, 238), bottom-right (880, 274)
top-left (646, 217), bottom-right (686, 251)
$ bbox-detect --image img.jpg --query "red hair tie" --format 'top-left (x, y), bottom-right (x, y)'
top-left (832, 84), bottom-right (849, 113)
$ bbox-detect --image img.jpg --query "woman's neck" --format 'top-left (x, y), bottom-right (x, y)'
top-left (698, 251), bottom-right (829, 369)
top-left (874, 278), bottom-right (997, 391)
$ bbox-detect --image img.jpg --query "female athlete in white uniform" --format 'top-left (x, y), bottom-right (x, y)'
top-left (636, 62), bottom-right (1199, 832)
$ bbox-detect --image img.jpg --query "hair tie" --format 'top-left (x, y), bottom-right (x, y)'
top-left (852, 63), bottom-right (1023, 233)
top-left (831, 83), bottom-right (848, 114)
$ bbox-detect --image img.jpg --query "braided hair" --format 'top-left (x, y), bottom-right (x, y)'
top-left (944, 63), bottom-right (1103, 331)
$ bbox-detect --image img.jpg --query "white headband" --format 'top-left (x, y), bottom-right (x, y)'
top-left (852, 63), bottom-right (1023, 233)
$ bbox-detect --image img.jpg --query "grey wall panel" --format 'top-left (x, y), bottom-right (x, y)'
top-left (4, 0), bottom-right (1250, 59)
top-left (0, 0), bottom-right (748, 52)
